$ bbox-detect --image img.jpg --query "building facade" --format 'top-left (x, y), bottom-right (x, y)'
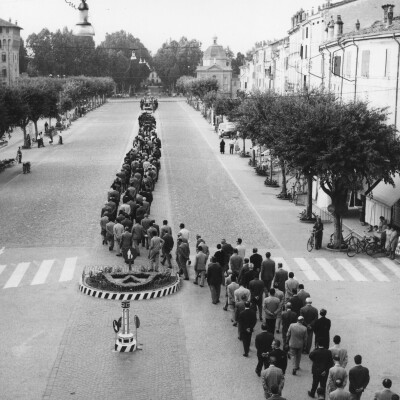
top-left (0, 18), bottom-right (22, 86)
top-left (196, 37), bottom-right (234, 96)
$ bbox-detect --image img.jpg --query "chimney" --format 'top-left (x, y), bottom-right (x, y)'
top-left (388, 5), bottom-right (395, 26)
top-left (334, 15), bottom-right (344, 37)
top-left (328, 16), bottom-right (335, 39)
top-left (15, 20), bottom-right (18, 25)
top-left (355, 19), bottom-right (360, 31)
top-left (382, 4), bottom-right (389, 23)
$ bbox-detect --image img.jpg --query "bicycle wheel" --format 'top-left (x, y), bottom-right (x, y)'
top-left (366, 242), bottom-right (377, 257)
top-left (348, 237), bottom-right (359, 251)
top-left (307, 236), bottom-right (314, 252)
top-left (347, 242), bottom-right (358, 257)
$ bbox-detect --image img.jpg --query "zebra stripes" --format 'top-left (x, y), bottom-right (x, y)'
top-left (79, 276), bottom-right (181, 301)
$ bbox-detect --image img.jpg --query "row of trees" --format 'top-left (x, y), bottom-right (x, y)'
top-left (185, 82), bottom-right (400, 247)
top-left (0, 76), bottom-right (114, 147)
top-left (25, 29), bottom-right (150, 93)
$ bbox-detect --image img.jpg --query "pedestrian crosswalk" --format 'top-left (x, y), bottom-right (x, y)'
top-left (0, 257), bottom-right (78, 290)
top-left (273, 255), bottom-right (400, 283)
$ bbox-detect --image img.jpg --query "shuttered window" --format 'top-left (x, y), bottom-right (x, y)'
top-left (361, 50), bottom-right (370, 77)
top-left (333, 56), bottom-right (341, 76)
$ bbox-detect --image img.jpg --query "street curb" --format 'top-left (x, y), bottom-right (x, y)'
top-left (78, 274), bottom-right (182, 301)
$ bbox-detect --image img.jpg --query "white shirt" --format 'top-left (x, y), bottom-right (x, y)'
top-left (236, 244), bottom-right (246, 259)
top-left (179, 228), bottom-right (190, 242)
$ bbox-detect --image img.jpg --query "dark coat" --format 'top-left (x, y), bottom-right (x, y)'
top-left (250, 253), bottom-right (263, 271)
top-left (255, 331), bottom-right (274, 356)
top-left (273, 268), bottom-right (288, 292)
top-left (289, 295), bottom-right (303, 316)
top-left (313, 316), bottom-right (331, 348)
top-left (207, 262), bottom-right (223, 286)
top-left (348, 365), bottom-right (370, 394)
top-left (269, 348), bottom-right (288, 374)
top-left (238, 308), bottom-right (257, 334)
top-left (162, 234), bottom-right (174, 252)
top-left (309, 347), bottom-right (333, 375)
top-left (213, 250), bottom-right (224, 268)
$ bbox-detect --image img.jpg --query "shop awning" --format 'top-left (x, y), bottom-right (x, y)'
top-left (369, 175), bottom-right (400, 206)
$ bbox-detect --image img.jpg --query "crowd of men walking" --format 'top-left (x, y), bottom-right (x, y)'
top-left (188, 239), bottom-right (397, 400)
top-left (99, 109), bottom-right (167, 270)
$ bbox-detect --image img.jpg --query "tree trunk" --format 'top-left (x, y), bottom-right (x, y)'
top-left (22, 125), bottom-right (28, 148)
top-left (306, 174), bottom-right (313, 219)
top-left (33, 120), bottom-right (38, 138)
top-left (270, 157), bottom-right (273, 181)
top-left (280, 160), bottom-right (287, 195)
top-left (332, 212), bottom-right (342, 249)
top-left (242, 137), bottom-right (246, 155)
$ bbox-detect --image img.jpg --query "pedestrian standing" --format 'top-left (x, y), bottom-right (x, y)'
top-left (261, 357), bottom-right (285, 399)
top-left (266, 384), bottom-right (287, 400)
top-left (263, 288), bottom-right (281, 334)
top-left (313, 217), bottom-right (324, 250)
top-left (313, 308), bottom-right (331, 349)
top-left (220, 138), bottom-right (225, 154)
top-left (269, 339), bottom-right (288, 375)
top-left (300, 297), bottom-right (318, 354)
top-left (288, 288), bottom-right (303, 317)
top-left (236, 238), bottom-right (246, 259)
top-left (249, 274), bottom-right (264, 321)
top-left (327, 355), bottom-right (348, 395)
top-left (149, 231), bottom-right (163, 271)
top-left (329, 335), bottom-right (348, 368)
top-left (120, 226), bottom-right (133, 264)
top-left (286, 316), bottom-right (308, 375)
top-left (226, 273), bottom-right (239, 316)
top-left (229, 248), bottom-right (243, 275)
top-left (206, 256), bottom-right (223, 304)
top-left (229, 137), bottom-right (235, 154)
top-left (308, 343), bottom-right (333, 398)
top-left (113, 220), bottom-right (124, 256)
top-left (178, 223), bottom-right (190, 243)
top-left (193, 245), bottom-right (207, 287)
top-left (273, 282), bottom-right (284, 333)
top-left (160, 232), bottom-right (174, 268)
top-left (261, 252), bottom-right (276, 292)
top-left (105, 218), bottom-right (115, 251)
top-left (221, 239), bottom-right (234, 272)
top-left (238, 301), bottom-right (257, 357)
top-left (131, 221), bottom-right (143, 256)
top-left (349, 355), bottom-right (369, 400)
top-left (250, 248), bottom-right (263, 275)
top-left (100, 214), bottom-right (109, 245)
top-left (16, 147), bottom-right (22, 163)
top-left (281, 303), bottom-right (297, 346)
top-left (297, 284), bottom-right (311, 305)
top-left (176, 237), bottom-right (190, 279)
top-left (285, 272), bottom-right (299, 303)
top-left (255, 324), bottom-right (274, 377)
top-left (329, 380), bottom-right (352, 400)
top-left (160, 219), bottom-right (172, 238)
top-left (274, 262), bottom-right (288, 294)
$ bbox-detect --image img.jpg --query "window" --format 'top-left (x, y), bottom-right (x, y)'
top-left (0, 27), bottom-right (2, 34)
top-left (2, 68), bottom-right (6, 77)
top-left (305, 45), bottom-right (308, 59)
top-left (385, 49), bottom-right (391, 77)
top-left (2, 53), bottom-right (6, 62)
top-left (361, 50), bottom-right (370, 77)
top-left (285, 57), bottom-right (288, 70)
top-left (345, 52), bottom-right (352, 77)
top-left (333, 55), bottom-right (341, 76)
top-left (6, 28), bottom-right (9, 34)
top-left (300, 45), bottom-right (304, 59)
top-left (306, 27), bottom-right (309, 38)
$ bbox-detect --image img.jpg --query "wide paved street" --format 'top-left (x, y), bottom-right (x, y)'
top-left (0, 98), bottom-right (399, 399)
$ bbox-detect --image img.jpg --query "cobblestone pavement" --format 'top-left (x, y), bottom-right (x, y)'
top-left (1, 99), bottom-right (400, 400)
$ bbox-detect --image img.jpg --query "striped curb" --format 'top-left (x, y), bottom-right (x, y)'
top-left (79, 275), bottom-right (182, 301)
top-left (115, 340), bottom-right (136, 352)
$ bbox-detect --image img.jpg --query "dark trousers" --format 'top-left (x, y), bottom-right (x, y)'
top-left (241, 331), bottom-right (252, 355)
top-left (256, 354), bottom-right (269, 374)
top-left (229, 144), bottom-right (234, 154)
top-left (251, 297), bottom-right (263, 319)
top-left (209, 285), bottom-right (221, 303)
top-left (315, 231), bottom-right (323, 249)
top-left (310, 372), bottom-right (328, 396)
top-left (161, 250), bottom-right (172, 267)
top-left (107, 233), bottom-right (114, 250)
top-left (263, 279), bottom-right (273, 291)
top-left (265, 319), bottom-right (276, 334)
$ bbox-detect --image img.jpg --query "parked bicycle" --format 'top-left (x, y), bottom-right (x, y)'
top-left (329, 229), bottom-right (359, 250)
top-left (307, 230), bottom-right (315, 252)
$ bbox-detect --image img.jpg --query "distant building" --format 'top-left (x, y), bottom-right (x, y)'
top-left (0, 18), bottom-right (22, 86)
top-left (147, 70), bottom-right (161, 85)
top-left (196, 37), bottom-right (236, 97)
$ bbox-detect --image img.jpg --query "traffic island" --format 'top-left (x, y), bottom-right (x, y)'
top-left (79, 265), bottom-right (181, 301)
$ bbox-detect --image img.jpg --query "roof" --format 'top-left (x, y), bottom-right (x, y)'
top-left (0, 18), bottom-right (22, 29)
top-left (196, 64), bottom-right (232, 72)
top-left (325, 17), bottom-right (400, 45)
top-left (203, 38), bottom-right (227, 61)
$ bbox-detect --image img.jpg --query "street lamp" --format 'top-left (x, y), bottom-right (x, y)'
top-left (73, 0), bottom-right (95, 37)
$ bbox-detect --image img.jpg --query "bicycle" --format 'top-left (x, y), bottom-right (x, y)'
top-left (347, 236), bottom-right (367, 257)
top-left (307, 230), bottom-right (315, 252)
top-left (365, 236), bottom-right (384, 257)
top-left (329, 229), bottom-right (359, 250)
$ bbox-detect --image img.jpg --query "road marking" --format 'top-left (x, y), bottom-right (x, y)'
top-left (31, 259), bottom-right (55, 285)
top-left (59, 257), bottom-right (77, 282)
top-left (357, 259), bottom-right (390, 282)
top-left (315, 258), bottom-right (344, 281)
top-left (336, 259), bottom-right (369, 281)
top-left (274, 257), bottom-right (291, 272)
top-left (378, 258), bottom-right (400, 279)
top-left (294, 258), bottom-right (320, 281)
top-left (4, 262), bottom-right (30, 288)
top-left (0, 265), bottom-right (6, 275)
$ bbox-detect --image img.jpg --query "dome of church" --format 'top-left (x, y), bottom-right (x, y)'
top-left (203, 37), bottom-right (227, 61)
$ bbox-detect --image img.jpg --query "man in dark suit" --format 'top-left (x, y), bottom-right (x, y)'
top-left (221, 238), bottom-right (234, 271)
top-left (206, 256), bottom-right (223, 304)
top-left (161, 232), bottom-right (174, 268)
top-left (255, 324), bottom-right (274, 376)
top-left (213, 244), bottom-right (225, 284)
top-left (313, 308), bottom-right (331, 349)
top-left (289, 289), bottom-right (303, 316)
top-left (249, 274), bottom-right (265, 321)
top-left (349, 355), bottom-right (370, 400)
top-left (238, 301), bottom-right (257, 357)
top-left (269, 339), bottom-right (288, 375)
top-left (297, 284), bottom-right (311, 305)
top-left (273, 262), bottom-right (288, 293)
top-left (308, 344), bottom-right (333, 398)
top-left (300, 298), bottom-right (318, 354)
top-left (261, 252), bottom-right (275, 291)
top-left (250, 247), bottom-right (263, 274)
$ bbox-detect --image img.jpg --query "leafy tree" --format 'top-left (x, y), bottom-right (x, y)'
top-left (187, 77), bottom-right (219, 100)
top-left (19, 39), bottom-right (29, 74)
top-left (231, 52), bottom-right (246, 75)
top-left (154, 37), bottom-right (202, 89)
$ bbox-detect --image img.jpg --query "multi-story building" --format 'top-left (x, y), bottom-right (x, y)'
top-left (0, 18), bottom-right (22, 86)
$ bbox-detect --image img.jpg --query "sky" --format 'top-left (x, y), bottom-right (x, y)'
top-left (1, 0), bottom-right (326, 54)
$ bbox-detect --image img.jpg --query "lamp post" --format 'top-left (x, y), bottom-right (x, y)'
top-left (72, 0), bottom-right (95, 37)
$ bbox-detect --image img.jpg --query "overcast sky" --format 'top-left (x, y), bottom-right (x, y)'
top-left (1, 0), bottom-right (325, 54)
